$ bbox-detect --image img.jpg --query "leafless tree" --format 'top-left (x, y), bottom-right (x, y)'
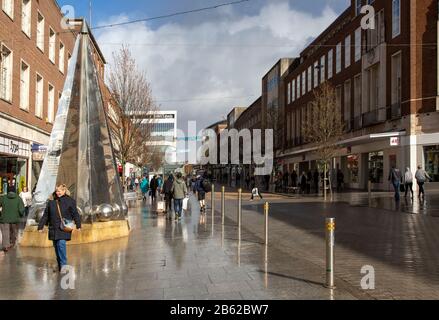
top-left (107, 46), bottom-right (156, 187)
top-left (302, 82), bottom-right (345, 200)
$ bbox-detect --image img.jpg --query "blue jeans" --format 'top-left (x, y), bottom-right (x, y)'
top-left (53, 240), bottom-right (67, 271)
top-left (392, 181), bottom-right (401, 201)
top-left (174, 199), bottom-right (183, 217)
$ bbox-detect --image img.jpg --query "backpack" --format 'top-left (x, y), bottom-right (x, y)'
top-left (202, 180), bottom-right (212, 192)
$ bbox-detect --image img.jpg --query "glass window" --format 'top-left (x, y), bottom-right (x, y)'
top-left (368, 151), bottom-right (384, 183)
top-left (336, 43), bottom-right (342, 74)
top-left (347, 155), bottom-right (359, 183)
top-left (345, 35), bottom-right (351, 68)
top-left (392, 0), bottom-right (401, 38)
top-left (22, 0), bottom-right (31, 37)
top-left (328, 49), bottom-right (333, 79)
top-left (424, 146), bottom-right (439, 182)
top-left (355, 27), bottom-right (362, 62)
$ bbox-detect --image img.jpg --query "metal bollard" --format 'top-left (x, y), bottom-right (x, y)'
top-left (221, 186), bottom-right (225, 226)
top-left (238, 188), bottom-right (242, 241)
top-left (325, 218), bottom-right (336, 289)
top-left (211, 184), bottom-right (215, 218)
top-left (264, 202), bottom-right (269, 246)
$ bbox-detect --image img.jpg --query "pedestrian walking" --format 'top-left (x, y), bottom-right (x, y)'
top-left (19, 186), bottom-right (33, 217)
top-left (0, 185), bottom-right (25, 253)
top-left (195, 175), bottom-right (207, 213)
top-left (134, 177), bottom-right (139, 191)
top-left (162, 175), bottom-right (174, 220)
top-left (300, 172), bottom-right (307, 195)
top-left (37, 184), bottom-right (81, 272)
top-left (140, 176), bottom-right (149, 201)
top-left (250, 179), bottom-right (263, 201)
top-left (313, 170), bottom-right (319, 194)
top-left (388, 165), bottom-right (403, 201)
top-left (245, 174), bottom-right (250, 190)
top-left (337, 169), bottom-right (344, 192)
top-left (283, 171), bottom-right (289, 192)
top-left (150, 175), bottom-right (158, 202)
top-left (291, 170), bottom-right (297, 188)
top-left (171, 173), bottom-right (188, 220)
top-left (404, 167), bottom-right (414, 198)
top-left (306, 171), bottom-right (312, 194)
top-left (415, 165), bottom-right (432, 198)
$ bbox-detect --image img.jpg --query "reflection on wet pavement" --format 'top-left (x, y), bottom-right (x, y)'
top-left (0, 193), bottom-right (358, 300)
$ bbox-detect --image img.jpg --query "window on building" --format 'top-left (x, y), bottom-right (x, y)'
top-left (345, 35), bottom-right (351, 68)
top-left (297, 76), bottom-right (301, 98)
top-left (355, 27), bottom-right (362, 62)
top-left (335, 85), bottom-right (342, 115)
top-left (391, 52), bottom-right (402, 115)
top-left (355, 0), bottom-right (362, 16)
top-left (354, 74), bottom-right (362, 118)
top-left (287, 82), bottom-right (291, 104)
top-left (292, 79), bottom-right (296, 102)
top-left (320, 56), bottom-right (326, 83)
top-left (48, 84), bottom-right (55, 123)
top-left (392, 0), bottom-right (401, 38)
top-left (424, 146), bottom-right (439, 182)
top-left (366, 64), bottom-right (379, 112)
top-left (307, 67), bottom-right (312, 92)
top-left (366, 10), bottom-right (384, 51)
top-left (302, 71), bottom-right (306, 96)
top-left (314, 61), bottom-right (319, 88)
top-left (286, 112), bottom-right (291, 142)
top-left (49, 27), bottom-right (56, 64)
top-left (59, 42), bottom-right (65, 73)
top-left (0, 45), bottom-right (13, 102)
top-left (328, 49), bottom-right (333, 79)
top-left (21, 0), bottom-right (31, 37)
top-left (20, 61), bottom-right (30, 110)
top-left (35, 74), bottom-right (44, 118)
top-left (344, 79), bottom-right (352, 124)
top-left (2, 0), bottom-right (14, 19)
top-left (336, 42), bottom-right (342, 74)
top-left (37, 12), bottom-right (45, 52)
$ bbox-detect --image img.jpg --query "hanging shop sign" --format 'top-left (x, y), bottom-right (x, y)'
top-left (390, 137), bottom-right (400, 147)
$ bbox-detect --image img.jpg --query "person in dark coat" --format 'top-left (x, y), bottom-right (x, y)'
top-left (162, 175), bottom-right (174, 219)
top-left (291, 170), bottom-right (297, 188)
top-left (313, 170), bottom-right (320, 194)
top-left (38, 184), bottom-right (81, 272)
top-left (300, 172), bottom-right (307, 194)
top-left (150, 176), bottom-right (158, 202)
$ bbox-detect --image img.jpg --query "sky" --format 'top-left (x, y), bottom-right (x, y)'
top-left (57, 0), bottom-right (350, 133)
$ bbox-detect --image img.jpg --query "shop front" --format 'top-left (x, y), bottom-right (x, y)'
top-left (0, 134), bottom-right (31, 195)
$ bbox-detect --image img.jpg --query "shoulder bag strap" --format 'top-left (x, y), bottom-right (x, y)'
top-left (56, 200), bottom-right (64, 222)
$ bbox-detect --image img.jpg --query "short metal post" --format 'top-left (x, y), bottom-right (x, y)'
top-left (211, 184), bottom-right (215, 218)
top-left (368, 180), bottom-right (372, 199)
top-left (221, 186), bottom-right (225, 226)
top-left (325, 218), bottom-right (336, 289)
top-left (238, 188), bottom-right (242, 241)
top-left (264, 202), bottom-right (269, 246)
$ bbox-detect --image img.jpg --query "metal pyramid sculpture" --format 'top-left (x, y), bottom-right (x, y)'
top-left (28, 23), bottom-right (127, 225)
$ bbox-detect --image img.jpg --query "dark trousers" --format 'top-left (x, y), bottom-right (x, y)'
top-left (151, 189), bottom-right (157, 202)
top-left (405, 183), bottom-right (414, 197)
top-left (53, 240), bottom-right (67, 271)
top-left (165, 194), bottom-right (173, 212)
top-left (392, 181), bottom-right (401, 201)
top-left (417, 182), bottom-right (425, 197)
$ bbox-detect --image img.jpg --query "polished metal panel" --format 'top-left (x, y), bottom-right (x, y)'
top-left (28, 24), bottom-right (127, 225)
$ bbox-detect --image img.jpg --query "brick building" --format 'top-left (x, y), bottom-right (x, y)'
top-left (0, 0), bottom-right (105, 194)
top-left (280, 0), bottom-right (439, 191)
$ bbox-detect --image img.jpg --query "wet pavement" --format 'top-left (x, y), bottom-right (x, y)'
top-left (1, 190), bottom-right (439, 300)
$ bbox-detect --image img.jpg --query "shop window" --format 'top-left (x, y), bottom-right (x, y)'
top-left (347, 155), bottom-right (359, 183)
top-left (368, 151), bottom-right (384, 183)
top-left (424, 146), bottom-right (439, 182)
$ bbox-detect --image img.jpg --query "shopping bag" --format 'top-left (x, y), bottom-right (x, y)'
top-left (157, 201), bottom-right (165, 212)
top-left (182, 197), bottom-right (189, 211)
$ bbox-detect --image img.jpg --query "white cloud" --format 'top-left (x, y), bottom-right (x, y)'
top-left (96, 1), bottom-right (339, 132)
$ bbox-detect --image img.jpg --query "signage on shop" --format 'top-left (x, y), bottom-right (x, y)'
top-left (31, 143), bottom-right (48, 161)
top-left (390, 137), bottom-right (400, 147)
top-left (0, 134), bottom-right (30, 158)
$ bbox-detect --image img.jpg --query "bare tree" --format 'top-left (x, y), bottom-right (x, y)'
top-left (302, 82), bottom-right (345, 200)
top-left (107, 46), bottom-right (156, 187)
